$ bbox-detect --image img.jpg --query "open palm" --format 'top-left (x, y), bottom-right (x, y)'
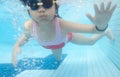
top-left (87, 1), bottom-right (117, 30)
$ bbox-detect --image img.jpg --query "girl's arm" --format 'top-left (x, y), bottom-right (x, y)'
top-left (12, 20), bottom-right (32, 67)
top-left (14, 21), bottom-right (32, 47)
top-left (60, 1), bottom-right (117, 34)
top-left (60, 19), bottom-right (97, 33)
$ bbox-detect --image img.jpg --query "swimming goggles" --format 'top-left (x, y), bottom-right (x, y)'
top-left (26, 0), bottom-right (57, 10)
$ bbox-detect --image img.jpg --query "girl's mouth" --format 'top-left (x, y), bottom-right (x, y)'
top-left (39, 15), bottom-right (47, 19)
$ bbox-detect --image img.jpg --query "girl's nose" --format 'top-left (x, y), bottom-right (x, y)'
top-left (38, 6), bottom-right (45, 13)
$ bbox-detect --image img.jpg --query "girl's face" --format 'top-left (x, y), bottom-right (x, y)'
top-left (27, 0), bottom-right (56, 22)
top-left (29, 5), bottom-right (56, 22)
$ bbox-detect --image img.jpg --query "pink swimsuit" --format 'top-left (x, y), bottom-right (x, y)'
top-left (32, 18), bottom-right (72, 50)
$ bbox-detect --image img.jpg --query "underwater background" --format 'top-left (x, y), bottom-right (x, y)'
top-left (0, 0), bottom-right (120, 77)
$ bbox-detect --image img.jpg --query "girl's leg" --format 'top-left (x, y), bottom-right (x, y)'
top-left (71, 29), bottom-right (114, 45)
top-left (51, 48), bottom-right (62, 61)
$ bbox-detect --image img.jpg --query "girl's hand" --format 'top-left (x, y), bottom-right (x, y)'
top-left (12, 45), bottom-right (21, 67)
top-left (87, 1), bottom-right (117, 30)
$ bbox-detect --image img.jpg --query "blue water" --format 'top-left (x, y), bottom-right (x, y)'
top-left (0, 0), bottom-right (120, 77)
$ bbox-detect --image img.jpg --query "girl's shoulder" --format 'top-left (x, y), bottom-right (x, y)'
top-left (58, 18), bottom-right (69, 29)
top-left (24, 19), bottom-right (34, 31)
top-left (58, 18), bottom-right (69, 26)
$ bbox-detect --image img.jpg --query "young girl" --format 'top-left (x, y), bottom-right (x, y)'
top-left (12, 0), bottom-right (116, 67)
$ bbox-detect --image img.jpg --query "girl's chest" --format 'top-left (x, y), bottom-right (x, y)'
top-left (36, 30), bottom-right (56, 42)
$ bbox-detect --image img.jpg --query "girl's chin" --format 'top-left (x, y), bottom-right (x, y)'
top-left (40, 16), bottom-right (47, 19)
top-left (38, 17), bottom-right (48, 21)
top-left (39, 16), bottom-right (53, 21)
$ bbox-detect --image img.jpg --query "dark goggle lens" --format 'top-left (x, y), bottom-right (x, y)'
top-left (27, 0), bottom-right (39, 10)
top-left (27, 0), bottom-right (53, 10)
top-left (42, 0), bottom-right (53, 9)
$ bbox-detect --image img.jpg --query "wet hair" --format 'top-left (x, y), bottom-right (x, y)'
top-left (20, 0), bottom-right (60, 18)
top-left (20, 0), bottom-right (27, 6)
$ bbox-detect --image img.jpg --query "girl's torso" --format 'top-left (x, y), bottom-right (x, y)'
top-left (31, 18), bottom-right (67, 46)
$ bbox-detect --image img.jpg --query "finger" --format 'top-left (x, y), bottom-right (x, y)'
top-left (100, 2), bottom-right (104, 12)
top-left (13, 60), bottom-right (17, 67)
top-left (12, 56), bottom-right (17, 67)
top-left (94, 4), bottom-right (100, 15)
top-left (110, 4), bottom-right (117, 14)
top-left (12, 60), bottom-right (16, 67)
top-left (86, 14), bottom-right (94, 23)
top-left (106, 1), bottom-right (112, 11)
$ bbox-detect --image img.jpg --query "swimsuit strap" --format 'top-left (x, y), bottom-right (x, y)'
top-left (32, 21), bottom-right (39, 40)
top-left (55, 17), bottom-right (62, 39)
